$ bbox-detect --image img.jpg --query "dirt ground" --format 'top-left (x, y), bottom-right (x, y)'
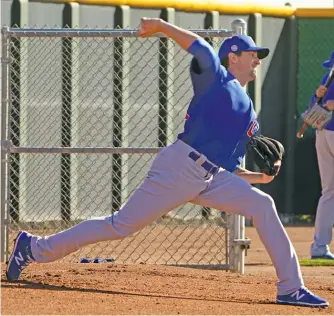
top-left (2, 226), bottom-right (334, 315)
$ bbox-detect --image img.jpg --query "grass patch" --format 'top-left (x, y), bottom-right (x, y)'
top-left (299, 258), bottom-right (334, 266)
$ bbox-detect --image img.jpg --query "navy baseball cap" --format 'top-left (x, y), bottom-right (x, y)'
top-left (218, 35), bottom-right (270, 61)
top-left (323, 51), bottom-right (334, 68)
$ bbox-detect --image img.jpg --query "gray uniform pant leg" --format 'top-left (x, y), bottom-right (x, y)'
top-left (311, 130), bottom-right (334, 256)
top-left (30, 142), bottom-right (208, 263)
top-left (191, 170), bottom-right (303, 296)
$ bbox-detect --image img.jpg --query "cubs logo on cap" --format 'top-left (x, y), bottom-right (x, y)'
top-left (231, 45), bottom-right (238, 52)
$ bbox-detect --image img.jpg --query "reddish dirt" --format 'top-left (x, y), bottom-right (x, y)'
top-left (2, 227), bottom-right (334, 315)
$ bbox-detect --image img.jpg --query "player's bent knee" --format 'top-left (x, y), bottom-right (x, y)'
top-left (252, 191), bottom-right (277, 215)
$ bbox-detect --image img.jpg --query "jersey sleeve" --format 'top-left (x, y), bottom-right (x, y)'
top-left (222, 147), bottom-right (245, 173)
top-left (187, 38), bottom-right (224, 75)
top-left (187, 38), bottom-right (226, 94)
top-left (222, 156), bottom-right (242, 173)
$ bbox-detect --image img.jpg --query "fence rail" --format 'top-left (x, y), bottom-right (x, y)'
top-left (4, 27), bottom-right (234, 38)
top-left (1, 20), bottom-right (249, 273)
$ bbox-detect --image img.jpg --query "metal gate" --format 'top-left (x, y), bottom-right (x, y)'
top-left (1, 19), bottom-right (250, 273)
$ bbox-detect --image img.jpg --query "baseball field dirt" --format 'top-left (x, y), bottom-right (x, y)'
top-left (2, 226), bottom-right (334, 315)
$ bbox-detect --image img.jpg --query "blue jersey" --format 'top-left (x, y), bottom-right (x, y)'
top-left (177, 38), bottom-right (259, 172)
top-left (308, 72), bottom-right (334, 131)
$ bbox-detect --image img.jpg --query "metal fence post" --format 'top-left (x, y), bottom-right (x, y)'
top-left (1, 27), bottom-right (10, 262)
top-left (61, 3), bottom-right (79, 224)
top-left (247, 14), bottom-right (262, 118)
top-left (9, 0), bottom-right (28, 224)
top-left (157, 8), bottom-right (175, 221)
top-left (112, 6), bottom-right (130, 213)
top-left (158, 8), bottom-right (175, 147)
top-left (284, 16), bottom-right (297, 215)
top-left (201, 11), bottom-right (219, 221)
top-left (230, 18), bottom-right (248, 274)
top-left (246, 13), bottom-right (263, 209)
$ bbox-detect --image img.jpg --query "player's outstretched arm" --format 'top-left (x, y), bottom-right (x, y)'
top-left (139, 17), bottom-right (200, 51)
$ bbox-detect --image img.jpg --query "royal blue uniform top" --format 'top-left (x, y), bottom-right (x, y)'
top-left (177, 38), bottom-right (259, 172)
top-left (308, 72), bottom-right (334, 131)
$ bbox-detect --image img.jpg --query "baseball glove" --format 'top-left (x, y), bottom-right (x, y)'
top-left (301, 103), bottom-right (333, 130)
top-left (247, 135), bottom-right (285, 176)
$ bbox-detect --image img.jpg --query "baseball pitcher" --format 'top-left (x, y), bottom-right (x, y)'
top-left (6, 18), bottom-right (328, 308)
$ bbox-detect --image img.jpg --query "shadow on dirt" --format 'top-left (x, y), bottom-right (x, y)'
top-left (1, 278), bottom-right (275, 306)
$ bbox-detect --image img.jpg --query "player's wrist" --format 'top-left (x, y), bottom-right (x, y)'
top-left (261, 173), bottom-right (275, 184)
top-left (159, 19), bottom-right (171, 33)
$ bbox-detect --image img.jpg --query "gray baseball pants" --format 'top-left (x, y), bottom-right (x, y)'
top-left (311, 129), bottom-right (334, 256)
top-left (30, 139), bottom-right (303, 295)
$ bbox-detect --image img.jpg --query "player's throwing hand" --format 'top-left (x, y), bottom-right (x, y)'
top-left (139, 17), bottom-right (162, 37)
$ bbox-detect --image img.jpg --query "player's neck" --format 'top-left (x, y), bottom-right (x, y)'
top-left (227, 67), bottom-right (249, 87)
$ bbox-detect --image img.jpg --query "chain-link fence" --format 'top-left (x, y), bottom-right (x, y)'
top-left (1, 23), bottom-right (249, 272)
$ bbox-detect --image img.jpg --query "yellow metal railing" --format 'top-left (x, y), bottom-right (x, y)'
top-left (295, 8), bottom-right (334, 17)
top-left (40, 0), bottom-right (295, 17)
top-left (38, 0), bottom-right (334, 18)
